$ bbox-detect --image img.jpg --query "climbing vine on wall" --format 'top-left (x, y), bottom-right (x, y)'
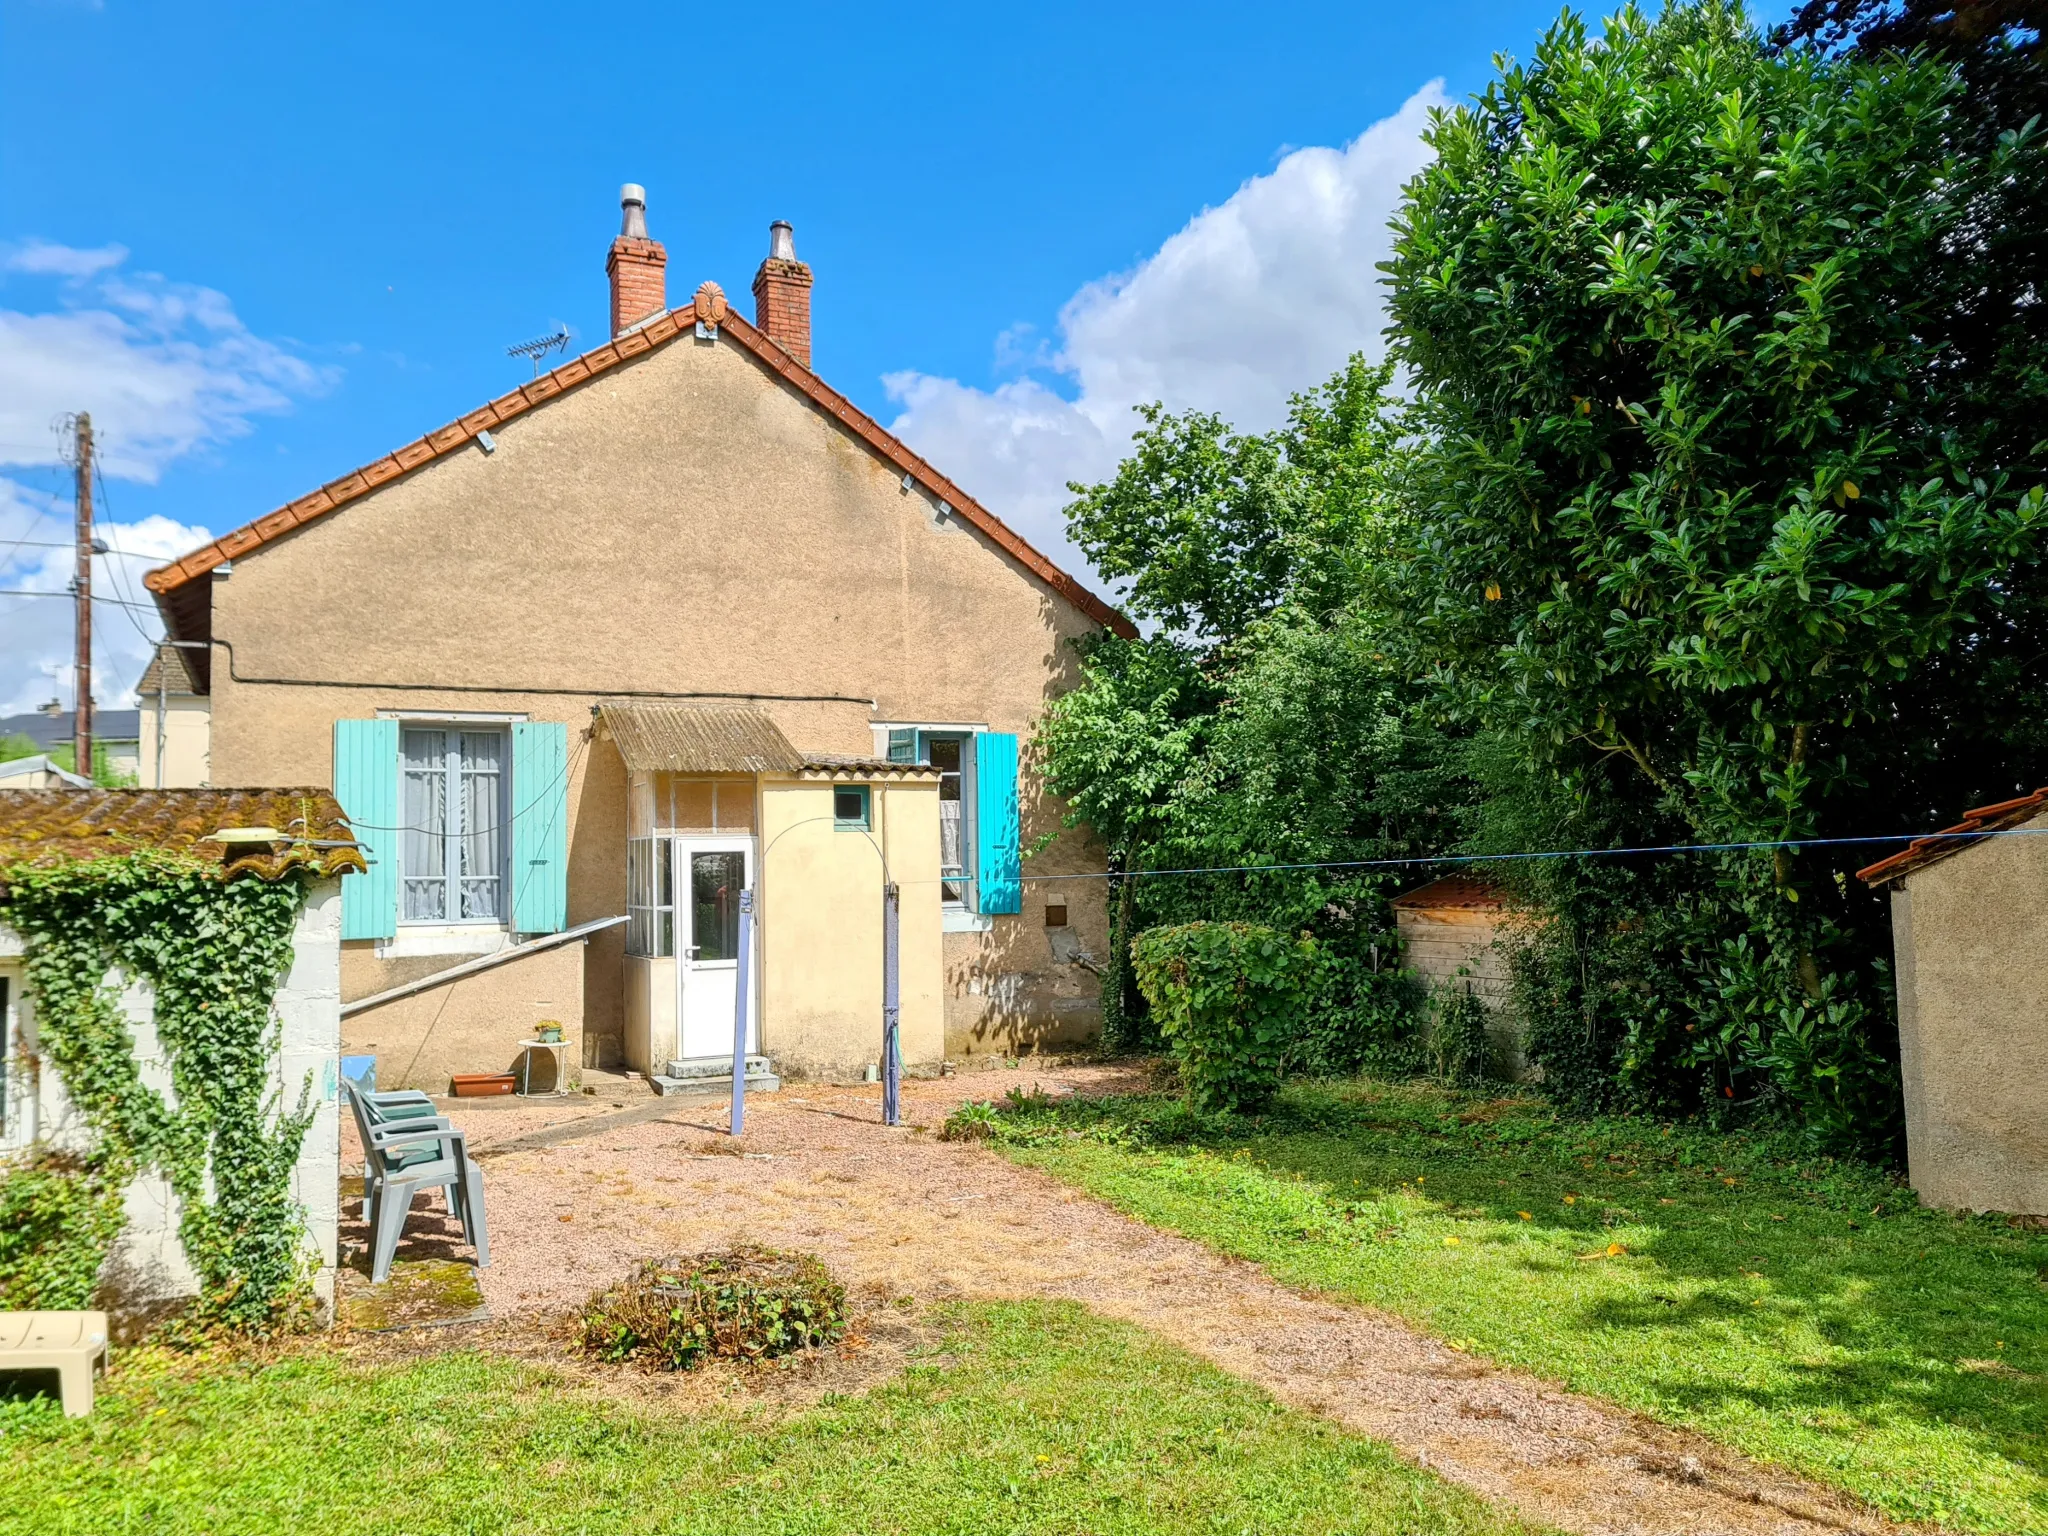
top-left (0, 851), bottom-right (314, 1328)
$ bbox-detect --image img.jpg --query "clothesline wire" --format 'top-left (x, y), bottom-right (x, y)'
top-left (885, 824), bottom-right (2048, 888)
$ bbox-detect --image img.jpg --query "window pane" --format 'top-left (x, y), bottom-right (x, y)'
top-left (401, 729), bottom-right (447, 921)
top-left (690, 852), bottom-right (744, 962)
top-left (626, 838), bottom-right (649, 956)
top-left (927, 736), bottom-right (961, 775)
top-left (459, 732), bottom-right (502, 921)
top-left (834, 785), bottom-right (868, 827)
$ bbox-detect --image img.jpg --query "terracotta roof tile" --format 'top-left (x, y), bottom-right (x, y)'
top-left (1856, 787), bottom-right (2048, 885)
top-left (0, 788), bottom-right (367, 883)
top-left (1391, 875), bottom-right (1507, 910)
top-left (800, 754), bottom-right (943, 778)
top-left (143, 297), bottom-right (1135, 639)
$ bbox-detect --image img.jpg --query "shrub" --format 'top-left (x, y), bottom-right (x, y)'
top-left (577, 1248), bottom-right (846, 1371)
top-left (0, 1153), bottom-right (126, 1310)
top-left (1131, 922), bottom-right (1324, 1113)
top-left (1428, 983), bottom-right (1492, 1087)
top-left (939, 1101), bottom-right (1002, 1142)
top-left (1286, 959), bottom-right (1425, 1079)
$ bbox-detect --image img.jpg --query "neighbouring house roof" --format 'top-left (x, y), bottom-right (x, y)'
top-left (0, 709), bottom-right (142, 751)
top-left (0, 755), bottom-right (91, 789)
top-left (597, 703), bottom-right (807, 774)
top-left (135, 642), bottom-right (203, 697)
top-left (1856, 787), bottom-right (2048, 886)
top-left (141, 293), bottom-right (1136, 650)
top-left (0, 788), bottom-right (367, 882)
top-left (1391, 876), bottom-right (1507, 911)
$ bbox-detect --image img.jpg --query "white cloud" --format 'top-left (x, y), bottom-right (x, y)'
top-left (0, 245), bottom-right (332, 483)
top-left (0, 242), bottom-right (330, 712)
top-left (886, 82), bottom-right (1446, 582)
top-left (0, 481), bottom-right (214, 715)
top-left (4, 239), bottom-right (129, 280)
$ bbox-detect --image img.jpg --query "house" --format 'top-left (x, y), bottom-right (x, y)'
top-left (1390, 876), bottom-right (1525, 1076)
top-left (135, 644), bottom-right (210, 788)
top-left (1858, 788), bottom-right (2048, 1214)
top-left (139, 186), bottom-right (1130, 1090)
top-left (0, 756), bottom-right (91, 790)
top-left (0, 788), bottom-right (358, 1317)
top-left (0, 705), bottom-right (141, 784)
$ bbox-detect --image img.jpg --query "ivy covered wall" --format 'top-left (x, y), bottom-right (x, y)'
top-left (0, 853), bottom-right (343, 1332)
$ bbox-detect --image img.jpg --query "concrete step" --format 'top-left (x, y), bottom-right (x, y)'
top-left (665, 1054), bottom-right (772, 1080)
top-left (651, 1058), bottom-right (781, 1097)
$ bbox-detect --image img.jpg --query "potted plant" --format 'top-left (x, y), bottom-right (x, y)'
top-left (536, 1019), bottom-right (564, 1044)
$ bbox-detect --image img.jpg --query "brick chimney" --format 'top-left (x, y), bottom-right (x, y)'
top-left (607, 183), bottom-right (667, 337)
top-left (751, 220), bottom-right (813, 368)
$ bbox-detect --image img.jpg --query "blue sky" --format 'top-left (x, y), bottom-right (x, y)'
top-left (0, 0), bottom-right (1779, 712)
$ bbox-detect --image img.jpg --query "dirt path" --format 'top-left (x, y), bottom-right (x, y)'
top-left (350, 1067), bottom-right (1920, 1536)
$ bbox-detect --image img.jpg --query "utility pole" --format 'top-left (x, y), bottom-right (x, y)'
top-left (71, 412), bottom-right (93, 782)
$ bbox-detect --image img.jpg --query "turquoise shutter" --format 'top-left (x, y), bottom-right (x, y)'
top-left (511, 721), bottom-right (569, 934)
top-left (974, 732), bottom-right (1022, 914)
top-left (886, 728), bottom-right (917, 763)
top-left (333, 719), bottom-right (398, 940)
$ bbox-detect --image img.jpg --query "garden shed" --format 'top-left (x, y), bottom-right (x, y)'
top-left (1391, 876), bottom-right (1528, 1075)
top-left (1858, 787), bottom-right (2048, 1215)
top-left (0, 789), bottom-right (362, 1323)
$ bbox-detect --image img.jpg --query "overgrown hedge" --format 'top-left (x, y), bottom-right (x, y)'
top-left (1131, 922), bottom-right (1328, 1112)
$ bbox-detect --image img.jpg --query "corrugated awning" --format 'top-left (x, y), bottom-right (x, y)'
top-left (597, 703), bottom-right (807, 774)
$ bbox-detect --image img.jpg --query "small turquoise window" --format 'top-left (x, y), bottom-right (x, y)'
top-left (834, 784), bottom-right (871, 830)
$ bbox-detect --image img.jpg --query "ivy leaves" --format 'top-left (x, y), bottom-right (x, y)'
top-left (1, 853), bottom-right (314, 1328)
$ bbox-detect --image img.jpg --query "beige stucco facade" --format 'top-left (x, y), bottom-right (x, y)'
top-left (343, 934), bottom-right (588, 1093)
top-left (136, 695), bottom-right (211, 788)
top-left (164, 315), bottom-right (1111, 1081)
top-left (1884, 809), bottom-right (2048, 1214)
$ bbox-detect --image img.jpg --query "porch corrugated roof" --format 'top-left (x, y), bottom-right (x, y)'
top-left (597, 704), bottom-right (807, 773)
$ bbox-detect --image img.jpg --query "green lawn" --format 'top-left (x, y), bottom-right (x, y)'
top-left (0, 1300), bottom-right (1547, 1536)
top-left (985, 1079), bottom-right (2048, 1535)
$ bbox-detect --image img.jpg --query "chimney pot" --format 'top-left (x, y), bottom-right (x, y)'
top-left (752, 219), bottom-right (814, 369)
top-left (607, 182), bottom-right (666, 336)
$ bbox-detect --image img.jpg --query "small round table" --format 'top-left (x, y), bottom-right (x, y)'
top-left (516, 1038), bottom-right (571, 1097)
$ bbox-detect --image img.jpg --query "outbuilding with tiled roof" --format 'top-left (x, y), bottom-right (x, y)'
top-left (1858, 784), bottom-right (2048, 1215)
top-left (0, 784), bottom-right (362, 1320)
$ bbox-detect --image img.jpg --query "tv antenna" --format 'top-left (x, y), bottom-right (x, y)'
top-left (507, 325), bottom-right (572, 376)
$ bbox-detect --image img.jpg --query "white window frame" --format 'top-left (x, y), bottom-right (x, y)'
top-left (627, 834), bottom-right (675, 957)
top-left (874, 722), bottom-right (993, 931)
top-left (397, 721), bottom-right (510, 928)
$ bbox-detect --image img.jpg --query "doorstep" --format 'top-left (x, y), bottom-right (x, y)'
top-left (652, 1054), bottom-right (781, 1096)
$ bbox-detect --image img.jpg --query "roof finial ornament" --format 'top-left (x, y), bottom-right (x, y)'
top-left (693, 281), bottom-right (728, 326)
top-left (620, 183), bottom-right (648, 240)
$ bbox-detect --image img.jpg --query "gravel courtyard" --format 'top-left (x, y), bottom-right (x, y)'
top-left (340, 1066), bottom-right (1913, 1536)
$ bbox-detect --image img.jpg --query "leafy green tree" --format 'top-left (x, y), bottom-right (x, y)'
top-left (1066, 358), bottom-right (1410, 643)
top-left (1384, 1), bottom-right (2048, 1150)
top-left (1042, 360), bottom-right (1458, 1064)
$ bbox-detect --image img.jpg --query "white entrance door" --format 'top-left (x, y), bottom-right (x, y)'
top-left (674, 837), bottom-right (757, 1061)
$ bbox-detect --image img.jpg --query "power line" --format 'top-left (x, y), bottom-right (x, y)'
top-left (0, 588), bottom-right (158, 610)
top-left (89, 462), bottom-right (164, 650)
